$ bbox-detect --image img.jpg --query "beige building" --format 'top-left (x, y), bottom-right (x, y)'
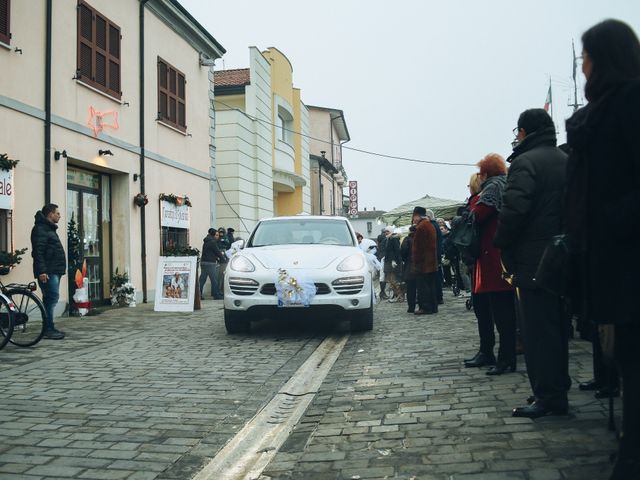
top-left (0, 0), bottom-right (224, 313)
top-left (213, 47), bottom-right (311, 238)
top-left (307, 106), bottom-right (350, 216)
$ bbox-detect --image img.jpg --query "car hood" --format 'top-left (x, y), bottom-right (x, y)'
top-left (247, 245), bottom-right (360, 270)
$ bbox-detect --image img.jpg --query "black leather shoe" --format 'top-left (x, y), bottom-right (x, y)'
top-left (486, 362), bottom-right (516, 375)
top-left (594, 387), bottom-right (620, 399)
top-left (465, 352), bottom-right (496, 368)
top-left (464, 351), bottom-right (481, 363)
top-left (512, 401), bottom-right (568, 418)
top-left (579, 380), bottom-right (600, 391)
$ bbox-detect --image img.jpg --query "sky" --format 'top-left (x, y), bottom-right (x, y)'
top-left (180, 0), bottom-right (639, 212)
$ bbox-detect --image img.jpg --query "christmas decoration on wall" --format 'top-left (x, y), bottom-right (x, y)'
top-left (159, 193), bottom-right (192, 207)
top-left (87, 106), bottom-right (119, 137)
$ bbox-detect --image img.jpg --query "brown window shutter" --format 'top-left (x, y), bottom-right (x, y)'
top-left (0, 0), bottom-right (10, 45)
top-left (76, 1), bottom-right (121, 99)
top-left (157, 57), bottom-right (186, 132)
top-left (79, 3), bottom-right (92, 41)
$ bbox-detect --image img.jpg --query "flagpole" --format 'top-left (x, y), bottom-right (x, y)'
top-left (549, 77), bottom-right (553, 121)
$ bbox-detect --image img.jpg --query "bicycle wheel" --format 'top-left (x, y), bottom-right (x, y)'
top-left (0, 298), bottom-right (15, 350)
top-left (7, 289), bottom-right (46, 347)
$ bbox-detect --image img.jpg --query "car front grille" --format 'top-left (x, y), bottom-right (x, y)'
top-left (228, 278), bottom-right (259, 296)
top-left (331, 276), bottom-right (365, 295)
top-left (260, 283), bottom-right (330, 295)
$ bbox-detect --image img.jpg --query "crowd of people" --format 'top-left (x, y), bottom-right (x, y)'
top-left (356, 19), bottom-right (640, 480)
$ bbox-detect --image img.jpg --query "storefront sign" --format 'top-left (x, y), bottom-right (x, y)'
top-left (154, 256), bottom-right (197, 312)
top-left (160, 200), bottom-right (190, 229)
top-left (0, 169), bottom-right (15, 210)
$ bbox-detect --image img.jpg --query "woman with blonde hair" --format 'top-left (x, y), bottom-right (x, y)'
top-left (464, 154), bottom-right (517, 375)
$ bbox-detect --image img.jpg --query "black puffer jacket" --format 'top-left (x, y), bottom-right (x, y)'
top-left (494, 126), bottom-right (567, 288)
top-left (565, 80), bottom-right (640, 325)
top-left (201, 235), bottom-right (226, 263)
top-left (31, 211), bottom-right (66, 277)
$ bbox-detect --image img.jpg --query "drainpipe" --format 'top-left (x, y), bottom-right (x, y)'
top-left (44, 0), bottom-right (52, 204)
top-left (139, 0), bottom-right (150, 302)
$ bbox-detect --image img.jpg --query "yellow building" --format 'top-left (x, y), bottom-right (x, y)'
top-left (214, 47), bottom-right (310, 237)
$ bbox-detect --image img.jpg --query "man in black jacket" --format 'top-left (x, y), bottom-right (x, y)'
top-left (494, 109), bottom-right (569, 418)
top-left (31, 204), bottom-right (66, 339)
top-left (199, 229), bottom-right (226, 299)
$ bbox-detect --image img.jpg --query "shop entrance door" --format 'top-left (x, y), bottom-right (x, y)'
top-left (67, 168), bottom-right (109, 304)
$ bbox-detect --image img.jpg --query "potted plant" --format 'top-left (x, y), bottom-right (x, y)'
top-left (133, 193), bottom-right (148, 207)
top-left (110, 268), bottom-right (136, 307)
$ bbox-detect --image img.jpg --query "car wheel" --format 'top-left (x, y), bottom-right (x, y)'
top-left (224, 309), bottom-right (251, 334)
top-left (351, 291), bottom-right (374, 332)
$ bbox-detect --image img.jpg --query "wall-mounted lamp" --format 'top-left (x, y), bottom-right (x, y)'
top-left (133, 173), bottom-right (143, 182)
top-left (98, 149), bottom-right (113, 157)
top-left (199, 52), bottom-right (216, 67)
top-left (54, 150), bottom-right (67, 161)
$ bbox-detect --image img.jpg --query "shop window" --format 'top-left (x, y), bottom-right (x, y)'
top-left (0, 209), bottom-right (12, 252)
top-left (161, 227), bottom-right (189, 254)
top-left (77, 0), bottom-right (121, 99)
top-left (157, 57), bottom-right (187, 132)
top-left (0, 0), bottom-right (10, 45)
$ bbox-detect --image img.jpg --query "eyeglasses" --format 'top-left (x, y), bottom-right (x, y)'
top-left (512, 127), bottom-right (520, 137)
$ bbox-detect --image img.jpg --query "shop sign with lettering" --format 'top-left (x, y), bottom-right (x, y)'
top-left (0, 169), bottom-right (14, 210)
top-left (160, 200), bottom-right (190, 229)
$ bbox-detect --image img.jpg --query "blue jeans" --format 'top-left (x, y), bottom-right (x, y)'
top-left (199, 262), bottom-right (221, 297)
top-left (38, 274), bottom-right (60, 332)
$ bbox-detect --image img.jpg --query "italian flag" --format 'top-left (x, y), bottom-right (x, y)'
top-left (544, 84), bottom-right (552, 113)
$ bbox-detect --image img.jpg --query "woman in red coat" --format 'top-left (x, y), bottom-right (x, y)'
top-left (465, 154), bottom-right (517, 375)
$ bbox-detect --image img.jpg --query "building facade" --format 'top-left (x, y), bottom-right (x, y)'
top-left (349, 209), bottom-right (387, 240)
top-left (0, 0), bottom-right (224, 313)
top-left (214, 47), bottom-right (311, 238)
top-left (307, 106), bottom-right (350, 216)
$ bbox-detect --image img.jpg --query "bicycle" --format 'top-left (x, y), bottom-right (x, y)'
top-left (0, 266), bottom-right (47, 349)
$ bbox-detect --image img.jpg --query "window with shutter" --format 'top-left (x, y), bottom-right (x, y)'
top-left (76, 1), bottom-right (121, 100)
top-left (0, 0), bottom-right (11, 45)
top-left (157, 57), bottom-right (187, 132)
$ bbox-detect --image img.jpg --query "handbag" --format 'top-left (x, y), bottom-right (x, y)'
top-left (534, 234), bottom-right (571, 296)
top-left (450, 212), bottom-right (480, 264)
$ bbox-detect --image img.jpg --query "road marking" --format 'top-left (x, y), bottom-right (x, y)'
top-left (192, 334), bottom-right (349, 480)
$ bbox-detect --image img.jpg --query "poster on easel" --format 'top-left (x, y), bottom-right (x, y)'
top-left (154, 256), bottom-right (197, 312)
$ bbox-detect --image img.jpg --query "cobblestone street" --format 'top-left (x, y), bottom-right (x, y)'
top-left (0, 293), bottom-right (619, 479)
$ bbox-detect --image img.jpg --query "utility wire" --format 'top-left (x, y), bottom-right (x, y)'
top-left (213, 99), bottom-right (476, 167)
top-left (215, 176), bottom-right (252, 234)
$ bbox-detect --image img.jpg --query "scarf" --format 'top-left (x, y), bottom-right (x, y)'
top-left (477, 175), bottom-right (507, 212)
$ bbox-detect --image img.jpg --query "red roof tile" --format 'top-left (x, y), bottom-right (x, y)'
top-left (214, 68), bottom-right (251, 87)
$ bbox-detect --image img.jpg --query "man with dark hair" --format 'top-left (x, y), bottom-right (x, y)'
top-left (494, 108), bottom-right (569, 418)
top-left (31, 203), bottom-right (66, 339)
top-left (199, 228), bottom-right (226, 300)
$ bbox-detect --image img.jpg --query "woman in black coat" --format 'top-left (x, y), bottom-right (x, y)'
top-left (565, 19), bottom-right (640, 480)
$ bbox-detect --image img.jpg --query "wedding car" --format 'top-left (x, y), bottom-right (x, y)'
top-left (223, 216), bottom-right (374, 333)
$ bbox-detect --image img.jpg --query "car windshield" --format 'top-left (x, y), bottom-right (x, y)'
top-left (248, 219), bottom-right (355, 247)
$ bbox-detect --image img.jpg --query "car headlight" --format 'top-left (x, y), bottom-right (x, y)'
top-left (230, 255), bottom-right (255, 272)
top-left (337, 254), bottom-right (365, 272)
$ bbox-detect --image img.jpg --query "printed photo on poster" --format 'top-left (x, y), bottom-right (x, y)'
top-left (154, 256), bottom-right (197, 312)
